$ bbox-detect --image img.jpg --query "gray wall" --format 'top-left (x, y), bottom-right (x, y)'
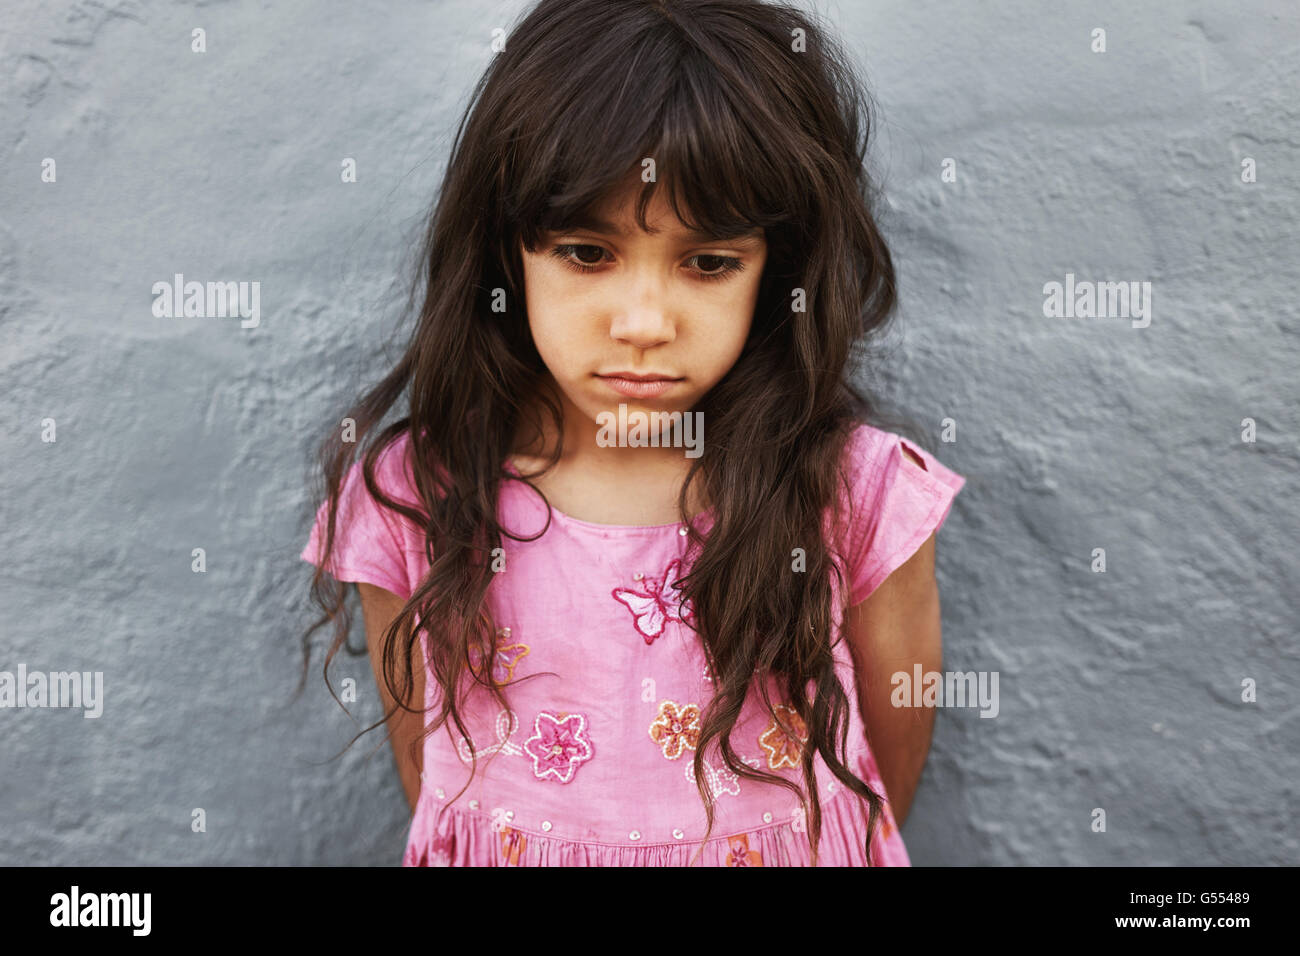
top-left (1, 0), bottom-right (1295, 865)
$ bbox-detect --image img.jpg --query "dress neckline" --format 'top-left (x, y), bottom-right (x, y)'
top-left (502, 457), bottom-right (713, 532)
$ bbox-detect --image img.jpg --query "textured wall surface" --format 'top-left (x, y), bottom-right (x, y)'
top-left (1, 0), bottom-right (1296, 866)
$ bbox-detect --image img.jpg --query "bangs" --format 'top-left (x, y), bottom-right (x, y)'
top-left (496, 8), bottom-right (816, 251)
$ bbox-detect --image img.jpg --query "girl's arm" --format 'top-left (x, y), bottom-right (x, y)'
top-left (842, 531), bottom-right (944, 829)
top-left (357, 582), bottom-right (425, 814)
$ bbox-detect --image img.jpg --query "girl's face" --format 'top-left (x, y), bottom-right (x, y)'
top-left (518, 185), bottom-right (767, 458)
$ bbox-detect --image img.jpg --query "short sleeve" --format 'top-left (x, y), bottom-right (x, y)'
top-left (299, 432), bottom-right (419, 600)
top-left (838, 425), bottom-right (966, 607)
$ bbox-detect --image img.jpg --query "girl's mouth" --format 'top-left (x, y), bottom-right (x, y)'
top-left (596, 374), bottom-right (682, 398)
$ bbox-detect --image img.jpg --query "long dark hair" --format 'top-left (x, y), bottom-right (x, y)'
top-left (300, 0), bottom-right (925, 866)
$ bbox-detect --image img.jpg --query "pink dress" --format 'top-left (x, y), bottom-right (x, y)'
top-left (301, 422), bottom-right (965, 866)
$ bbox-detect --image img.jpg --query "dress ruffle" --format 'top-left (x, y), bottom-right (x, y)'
top-left (401, 779), bottom-right (910, 867)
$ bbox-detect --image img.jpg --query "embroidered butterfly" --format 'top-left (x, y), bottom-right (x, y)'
top-left (466, 641), bottom-right (531, 685)
top-left (683, 754), bottom-right (762, 798)
top-left (455, 708), bottom-right (525, 764)
top-left (611, 557), bottom-right (696, 645)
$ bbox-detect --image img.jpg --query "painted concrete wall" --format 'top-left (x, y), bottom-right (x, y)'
top-left (1, 0), bottom-right (1295, 864)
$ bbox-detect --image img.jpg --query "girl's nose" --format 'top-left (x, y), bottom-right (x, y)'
top-left (609, 276), bottom-right (677, 348)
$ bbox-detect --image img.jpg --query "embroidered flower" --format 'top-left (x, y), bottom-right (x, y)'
top-left (403, 830), bottom-right (454, 867)
top-left (758, 703), bottom-right (808, 771)
top-left (879, 809), bottom-right (896, 841)
top-left (522, 711), bottom-right (594, 783)
top-left (467, 641), bottom-right (531, 684)
top-left (648, 699), bottom-right (701, 759)
top-left (612, 557), bottom-right (695, 644)
top-left (500, 826), bottom-right (527, 866)
top-left (725, 833), bottom-right (763, 867)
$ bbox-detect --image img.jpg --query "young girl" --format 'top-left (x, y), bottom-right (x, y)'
top-left (300, 0), bottom-right (965, 866)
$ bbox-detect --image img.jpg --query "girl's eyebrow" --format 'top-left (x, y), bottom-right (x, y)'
top-left (559, 214), bottom-right (763, 244)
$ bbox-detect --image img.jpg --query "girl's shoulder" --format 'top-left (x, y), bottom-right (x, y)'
top-left (300, 428), bottom-right (426, 599)
top-left (833, 421), bottom-right (967, 607)
top-left (345, 427), bottom-right (423, 518)
top-left (839, 422), bottom-right (964, 490)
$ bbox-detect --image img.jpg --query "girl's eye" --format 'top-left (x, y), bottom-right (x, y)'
top-left (548, 244), bottom-right (746, 282)
top-left (549, 243), bottom-right (608, 270)
top-left (688, 254), bottom-right (746, 282)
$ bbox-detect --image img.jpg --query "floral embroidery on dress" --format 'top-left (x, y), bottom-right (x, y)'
top-left (684, 754), bottom-right (762, 798)
top-left (648, 699), bottom-right (701, 759)
top-left (878, 808), bottom-right (896, 841)
top-left (404, 830), bottom-right (454, 867)
top-left (758, 703), bottom-right (809, 770)
top-left (685, 756), bottom-right (738, 797)
top-left (725, 833), bottom-right (764, 867)
top-left (467, 641), bottom-right (532, 684)
top-left (522, 711), bottom-right (594, 783)
top-left (500, 826), bottom-right (527, 865)
top-left (612, 557), bottom-right (695, 644)
top-left (455, 708), bottom-right (525, 763)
